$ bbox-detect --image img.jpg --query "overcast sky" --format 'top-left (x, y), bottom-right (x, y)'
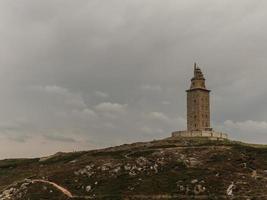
top-left (1, 0), bottom-right (267, 158)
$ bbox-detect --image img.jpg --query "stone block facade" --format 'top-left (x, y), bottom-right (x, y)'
top-left (186, 64), bottom-right (211, 131)
top-left (187, 89), bottom-right (210, 131)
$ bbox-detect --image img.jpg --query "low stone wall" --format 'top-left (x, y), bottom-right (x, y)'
top-left (172, 130), bottom-right (228, 140)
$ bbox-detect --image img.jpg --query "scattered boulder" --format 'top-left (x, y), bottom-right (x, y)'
top-left (185, 157), bottom-right (200, 167)
top-left (226, 182), bottom-right (235, 196)
top-left (251, 170), bottom-right (258, 179)
top-left (191, 179), bottom-right (198, 184)
top-left (85, 186), bottom-right (92, 192)
top-left (194, 184), bottom-right (206, 195)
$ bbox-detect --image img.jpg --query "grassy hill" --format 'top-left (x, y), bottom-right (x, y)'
top-left (0, 138), bottom-right (267, 199)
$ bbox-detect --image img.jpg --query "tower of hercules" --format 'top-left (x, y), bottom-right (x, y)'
top-left (187, 63), bottom-right (211, 131)
top-left (171, 63), bottom-right (228, 140)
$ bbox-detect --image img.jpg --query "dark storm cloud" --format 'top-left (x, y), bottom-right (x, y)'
top-left (1, 0), bottom-right (267, 157)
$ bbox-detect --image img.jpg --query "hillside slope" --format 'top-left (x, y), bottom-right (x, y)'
top-left (0, 138), bottom-right (267, 199)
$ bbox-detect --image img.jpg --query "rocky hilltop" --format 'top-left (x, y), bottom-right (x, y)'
top-left (0, 138), bottom-right (267, 199)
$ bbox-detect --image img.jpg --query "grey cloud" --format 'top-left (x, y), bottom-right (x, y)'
top-left (95, 91), bottom-right (109, 98)
top-left (0, 0), bottom-right (267, 158)
top-left (43, 134), bottom-right (77, 143)
top-left (141, 85), bottom-right (162, 92)
top-left (215, 120), bottom-right (267, 144)
top-left (95, 102), bottom-right (127, 113)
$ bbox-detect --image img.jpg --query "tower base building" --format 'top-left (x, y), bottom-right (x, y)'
top-left (172, 130), bottom-right (228, 140)
top-left (172, 63), bottom-right (228, 140)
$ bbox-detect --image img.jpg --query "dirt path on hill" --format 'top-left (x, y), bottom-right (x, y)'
top-left (32, 179), bottom-right (73, 198)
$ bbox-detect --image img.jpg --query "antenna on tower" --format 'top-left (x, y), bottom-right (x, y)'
top-left (194, 62), bottom-right (198, 77)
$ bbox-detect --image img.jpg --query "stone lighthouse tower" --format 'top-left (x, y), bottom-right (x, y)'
top-left (187, 63), bottom-right (211, 131)
top-left (172, 63), bottom-right (228, 140)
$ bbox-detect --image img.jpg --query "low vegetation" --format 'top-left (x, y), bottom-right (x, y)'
top-left (0, 138), bottom-right (266, 199)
